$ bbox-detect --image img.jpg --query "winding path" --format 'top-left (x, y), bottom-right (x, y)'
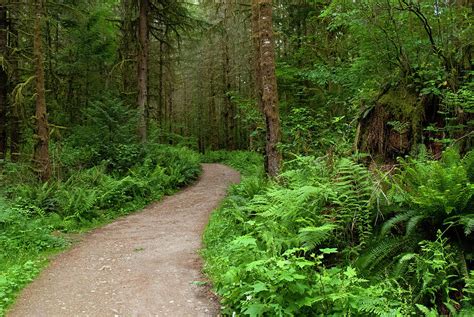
top-left (8, 164), bottom-right (240, 317)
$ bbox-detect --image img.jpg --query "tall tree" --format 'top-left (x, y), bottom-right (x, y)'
top-left (137, 0), bottom-right (149, 143)
top-left (252, 0), bottom-right (281, 177)
top-left (9, 12), bottom-right (20, 162)
top-left (0, 2), bottom-right (7, 159)
top-left (33, 0), bottom-right (51, 181)
top-left (221, 3), bottom-right (235, 150)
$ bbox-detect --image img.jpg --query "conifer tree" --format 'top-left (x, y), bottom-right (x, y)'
top-left (33, 0), bottom-right (51, 181)
top-left (252, 0), bottom-right (281, 177)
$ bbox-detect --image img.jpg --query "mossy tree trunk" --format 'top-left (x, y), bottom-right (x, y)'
top-left (9, 13), bottom-right (20, 162)
top-left (33, 0), bottom-right (51, 181)
top-left (137, 0), bottom-right (149, 143)
top-left (0, 2), bottom-right (7, 160)
top-left (252, 0), bottom-right (282, 177)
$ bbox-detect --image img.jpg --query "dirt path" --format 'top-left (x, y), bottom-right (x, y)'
top-left (8, 164), bottom-right (240, 317)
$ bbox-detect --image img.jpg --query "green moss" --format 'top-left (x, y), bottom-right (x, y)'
top-left (379, 89), bottom-right (421, 122)
top-left (378, 88), bottom-right (424, 147)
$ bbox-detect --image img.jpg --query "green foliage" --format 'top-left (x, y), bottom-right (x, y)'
top-left (204, 148), bottom-right (473, 315)
top-left (0, 199), bottom-right (66, 257)
top-left (359, 148), bottom-right (473, 277)
top-left (201, 150), bottom-right (264, 177)
top-left (281, 107), bottom-right (352, 157)
top-left (413, 234), bottom-right (460, 309)
top-left (0, 260), bottom-right (42, 316)
top-left (0, 198), bottom-right (65, 316)
top-left (59, 98), bottom-right (139, 173)
top-left (273, 0), bottom-right (472, 158)
top-left (0, 143), bottom-right (201, 314)
top-left (6, 145), bottom-right (200, 226)
top-left (386, 148), bottom-right (473, 237)
top-left (47, 0), bottom-right (119, 126)
top-left (203, 154), bottom-right (392, 315)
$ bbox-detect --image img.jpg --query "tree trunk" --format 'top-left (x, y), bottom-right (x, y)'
top-left (167, 77), bottom-right (173, 137)
top-left (137, 0), bottom-right (148, 143)
top-left (221, 5), bottom-right (235, 150)
top-left (9, 13), bottom-right (20, 162)
top-left (0, 3), bottom-right (8, 160)
top-left (158, 40), bottom-right (164, 129)
top-left (208, 62), bottom-right (218, 149)
top-left (33, 0), bottom-right (51, 181)
top-left (252, 0), bottom-right (282, 177)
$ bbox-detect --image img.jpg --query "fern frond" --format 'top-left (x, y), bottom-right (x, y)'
top-left (457, 214), bottom-right (474, 236)
top-left (393, 253), bottom-right (416, 277)
top-left (357, 236), bottom-right (415, 275)
top-left (298, 224), bottom-right (337, 250)
top-left (380, 210), bottom-right (417, 237)
top-left (405, 215), bottom-right (425, 237)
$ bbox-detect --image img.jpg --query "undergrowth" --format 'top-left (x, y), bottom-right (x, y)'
top-left (201, 150), bottom-right (264, 177)
top-left (202, 148), bottom-right (474, 316)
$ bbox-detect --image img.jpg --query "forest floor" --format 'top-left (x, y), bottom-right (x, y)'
top-left (7, 163), bottom-right (240, 317)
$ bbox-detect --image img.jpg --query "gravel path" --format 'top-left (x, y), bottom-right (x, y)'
top-left (8, 163), bottom-right (240, 317)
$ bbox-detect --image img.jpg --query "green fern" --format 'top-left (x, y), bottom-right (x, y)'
top-left (298, 224), bottom-right (337, 250)
top-left (380, 210), bottom-right (417, 237)
top-left (357, 236), bottom-right (417, 275)
top-left (332, 158), bottom-right (376, 247)
top-left (393, 253), bottom-right (417, 277)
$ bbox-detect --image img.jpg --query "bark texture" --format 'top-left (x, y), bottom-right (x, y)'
top-left (252, 0), bottom-right (282, 177)
top-left (9, 19), bottom-right (20, 162)
top-left (0, 3), bottom-right (7, 159)
top-left (137, 0), bottom-right (149, 143)
top-left (33, 0), bottom-right (51, 181)
top-left (221, 4), bottom-right (235, 150)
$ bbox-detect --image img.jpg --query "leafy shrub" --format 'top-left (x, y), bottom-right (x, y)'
top-left (58, 98), bottom-right (139, 172)
top-left (0, 201), bottom-right (66, 256)
top-left (281, 107), bottom-right (353, 157)
top-left (105, 144), bottom-right (144, 175)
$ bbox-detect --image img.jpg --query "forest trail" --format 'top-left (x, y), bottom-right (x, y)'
top-left (8, 164), bottom-right (240, 317)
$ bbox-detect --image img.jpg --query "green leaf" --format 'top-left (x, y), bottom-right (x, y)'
top-left (320, 248), bottom-right (338, 254)
top-left (244, 304), bottom-right (267, 317)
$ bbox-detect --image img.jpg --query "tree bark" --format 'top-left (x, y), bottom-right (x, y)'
top-left (221, 5), bottom-right (235, 150)
top-left (252, 0), bottom-right (282, 177)
top-left (0, 3), bottom-right (8, 160)
top-left (137, 0), bottom-right (148, 143)
top-left (251, 1), bottom-right (263, 114)
top-left (208, 60), bottom-right (218, 150)
top-left (33, 0), bottom-right (51, 181)
top-left (158, 40), bottom-right (164, 129)
top-left (9, 10), bottom-right (20, 162)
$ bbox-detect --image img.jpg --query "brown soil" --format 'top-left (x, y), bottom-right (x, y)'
top-left (8, 163), bottom-right (240, 317)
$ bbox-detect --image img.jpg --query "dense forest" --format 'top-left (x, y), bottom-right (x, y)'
top-left (0, 0), bottom-right (473, 315)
